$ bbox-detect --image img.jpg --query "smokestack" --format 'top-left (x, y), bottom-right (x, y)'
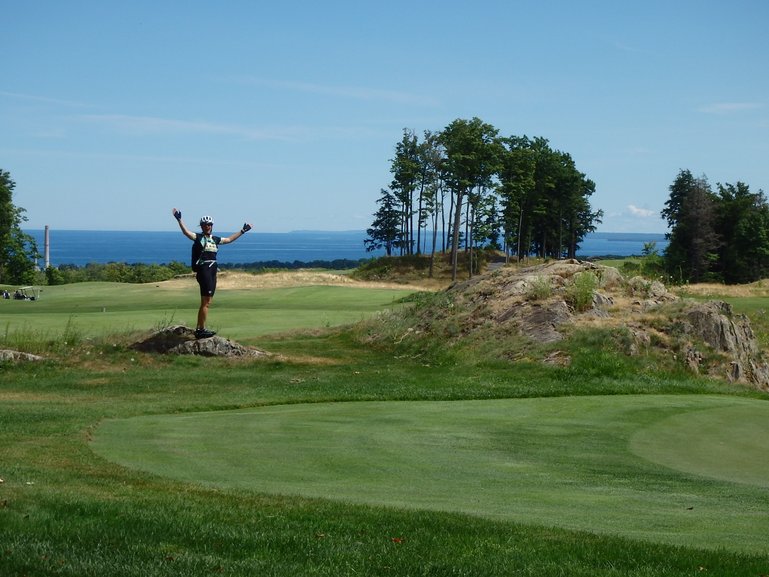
top-left (44, 225), bottom-right (50, 269)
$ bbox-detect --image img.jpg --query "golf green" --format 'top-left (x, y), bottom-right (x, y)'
top-left (91, 394), bottom-right (769, 552)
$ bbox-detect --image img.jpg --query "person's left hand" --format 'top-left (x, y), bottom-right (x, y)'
top-left (241, 223), bottom-right (252, 233)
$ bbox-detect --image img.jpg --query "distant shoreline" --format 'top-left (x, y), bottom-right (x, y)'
top-left (25, 228), bottom-right (668, 236)
top-left (23, 229), bottom-right (669, 267)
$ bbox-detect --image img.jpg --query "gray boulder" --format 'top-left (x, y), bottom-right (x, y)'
top-left (131, 325), bottom-right (269, 358)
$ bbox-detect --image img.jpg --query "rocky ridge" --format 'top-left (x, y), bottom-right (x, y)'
top-left (441, 260), bottom-right (769, 391)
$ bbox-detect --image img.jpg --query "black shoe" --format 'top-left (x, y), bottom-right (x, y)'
top-left (195, 328), bottom-right (216, 339)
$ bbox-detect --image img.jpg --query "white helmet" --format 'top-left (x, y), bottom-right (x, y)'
top-left (199, 215), bottom-right (214, 226)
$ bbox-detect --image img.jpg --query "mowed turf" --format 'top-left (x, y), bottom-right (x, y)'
top-left (0, 280), bottom-right (413, 340)
top-left (92, 393), bottom-right (769, 554)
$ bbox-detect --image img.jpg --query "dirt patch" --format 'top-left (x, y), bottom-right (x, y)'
top-left (156, 270), bottom-right (434, 291)
top-left (674, 281), bottom-right (769, 298)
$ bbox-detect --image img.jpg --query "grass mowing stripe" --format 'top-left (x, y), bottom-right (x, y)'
top-left (92, 394), bottom-right (769, 554)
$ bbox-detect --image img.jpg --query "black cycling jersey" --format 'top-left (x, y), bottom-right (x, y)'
top-left (192, 233), bottom-right (221, 296)
top-left (192, 233), bottom-right (221, 271)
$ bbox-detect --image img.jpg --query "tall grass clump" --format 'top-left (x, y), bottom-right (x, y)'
top-left (526, 275), bottom-right (552, 301)
top-left (566, 271), bottom-right (598, 312)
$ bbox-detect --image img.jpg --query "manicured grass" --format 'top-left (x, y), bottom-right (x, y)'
top-left (2, 279), bottom-right (769, 575)
top-left (0, 281), bottom-right (412, 342)
top-left (91, 394), bottom-right (769, 553)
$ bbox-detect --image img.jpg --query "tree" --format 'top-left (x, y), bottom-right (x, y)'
top-left (439, 117), bottom-right (500, 280)
top-left (417, 130), bottom-right (446, 277)
top-left (639, 241), bottom-right (664, 277)
top-left (661, 170), bottom-right (719, 283)
top-left (390, 129), bottom-right (421, 255)
top-left (563, 170), bottom-right (601, 259)
top-left (497, 136), bottom-right (536, 262)
top-left (0, 169), bottom-right (39, 285)
top-left (365, 189), bottom-right (402, 256)
top-left (714, 182), bottom-right (769, 284)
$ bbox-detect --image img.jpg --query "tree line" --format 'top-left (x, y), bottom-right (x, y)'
top-left (662, 169), bottom-right (769, 284)
top-left (365, 117), bottom-right (603, 279)
top-left (4, 159), bottom-right (766, 287)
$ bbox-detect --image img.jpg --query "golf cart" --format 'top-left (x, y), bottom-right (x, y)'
top-left (11, 286), bottom-right (42, 301)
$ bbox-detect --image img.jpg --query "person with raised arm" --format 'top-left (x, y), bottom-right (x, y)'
top-left (172, 208), bottom-right (252, 339)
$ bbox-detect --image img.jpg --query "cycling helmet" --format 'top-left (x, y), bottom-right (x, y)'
top-left (199, 215), bottom-right (214, 226)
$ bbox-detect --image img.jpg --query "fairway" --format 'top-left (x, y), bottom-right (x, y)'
top-left (92, 394), bottom-right (769, 553)
top-left (0, 278), bottom-right (415, 340)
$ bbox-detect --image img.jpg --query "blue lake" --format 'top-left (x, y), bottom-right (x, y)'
top-left (25, 230), bottom-right (668, 267)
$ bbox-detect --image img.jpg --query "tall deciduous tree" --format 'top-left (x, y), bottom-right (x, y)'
top-left (0, 169), bottom-right (39, 284)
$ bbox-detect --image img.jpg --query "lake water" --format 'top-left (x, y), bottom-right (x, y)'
top-left (25, 229), bottom-right (668, 267)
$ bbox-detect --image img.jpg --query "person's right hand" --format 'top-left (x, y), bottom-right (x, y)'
top-left (172, 208), bottom-right (182, 220)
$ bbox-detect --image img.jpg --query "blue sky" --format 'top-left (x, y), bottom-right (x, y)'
top-left (3, 0), bottom-right (768, 233)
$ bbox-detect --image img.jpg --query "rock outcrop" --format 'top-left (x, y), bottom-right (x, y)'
top-left (131, 325), bottom-right (270, 358)
top-left (445, 260), bottom-right (670, 344)
top-left (675, 300), bottom-right (769, 389)
top-left (435, 260), bottom-right (769, 390)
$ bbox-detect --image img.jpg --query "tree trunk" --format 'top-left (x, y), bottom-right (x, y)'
top-left (451, 190), bottom-right (464, 281)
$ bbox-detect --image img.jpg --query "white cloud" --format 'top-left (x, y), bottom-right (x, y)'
top-left (627, 204), bottom-right (656, 218)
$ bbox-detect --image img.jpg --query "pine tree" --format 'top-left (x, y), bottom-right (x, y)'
top-left (661, 170), bottom-right (719, 283)
top-left (365, 189), bottom-right (402, 256)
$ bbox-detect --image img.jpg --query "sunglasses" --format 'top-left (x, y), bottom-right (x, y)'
top-left (201, 222), bottom-right (213, 226)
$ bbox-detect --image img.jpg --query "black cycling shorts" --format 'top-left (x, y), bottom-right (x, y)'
top-left (196, 261), bottom-right (217, 297)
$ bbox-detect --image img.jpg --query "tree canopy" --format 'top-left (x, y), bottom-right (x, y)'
top-left (366, 119), bottom-right (602, 280)
top-left (0, 169), bottom-right (39, 285)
